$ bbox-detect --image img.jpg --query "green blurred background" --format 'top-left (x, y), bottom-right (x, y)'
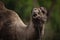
top-left (0, 0), bottom-right (60, 40)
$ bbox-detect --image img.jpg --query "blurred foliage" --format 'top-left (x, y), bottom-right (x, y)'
top-left (0, 0), bottom-right (60, 40)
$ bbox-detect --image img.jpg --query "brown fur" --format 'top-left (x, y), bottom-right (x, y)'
top-left (0, 1), bottom-right (47, 40)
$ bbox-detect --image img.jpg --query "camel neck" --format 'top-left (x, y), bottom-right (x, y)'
top-left (33, 21), bottom-right (43, 40)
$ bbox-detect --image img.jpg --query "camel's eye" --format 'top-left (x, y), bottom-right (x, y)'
top-left (35, 9), bottom-right (37, 10)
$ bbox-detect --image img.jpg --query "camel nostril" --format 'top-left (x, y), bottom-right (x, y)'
top-left (33, 14), bottom-right (37, 17)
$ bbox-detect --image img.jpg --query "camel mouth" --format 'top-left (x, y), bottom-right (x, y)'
top-left (33, 16), bottom-right (40, 18)
top-left (32, 17), bottom-right (41, 23)
top-left (32, 16), bottom-right (45, 23)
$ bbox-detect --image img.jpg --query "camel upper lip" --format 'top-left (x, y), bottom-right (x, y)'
top-left (34, 17), bottom-right (41, 20)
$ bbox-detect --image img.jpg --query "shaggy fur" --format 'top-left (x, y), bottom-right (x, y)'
top-left (0, 1), bottom-right (47, 40)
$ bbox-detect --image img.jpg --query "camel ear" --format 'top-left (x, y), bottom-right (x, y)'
top-left (40, 7), bottom-right (47, 14)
